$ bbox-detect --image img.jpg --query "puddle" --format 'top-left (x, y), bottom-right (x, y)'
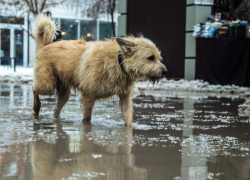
top-left (0, 83), bottom-right (250, 180)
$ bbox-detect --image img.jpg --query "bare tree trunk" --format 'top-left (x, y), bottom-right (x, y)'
top-left (111, 8), bottom-right (115, 36)
top-left (106, 9), bottom-right (110, 37)
top-left (108, 0), bottom-right (116, 37)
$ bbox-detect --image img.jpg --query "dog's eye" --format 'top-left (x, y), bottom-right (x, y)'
top-left (148, 55), bottom-right (155, 61)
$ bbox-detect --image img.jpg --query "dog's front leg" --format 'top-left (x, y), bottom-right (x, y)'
top-left (82, 95), bottom-right (96, 122)
top-left (119, 94), bottom-right (133, 127)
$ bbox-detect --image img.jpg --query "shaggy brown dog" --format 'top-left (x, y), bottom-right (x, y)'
top-left (33, 14), bottom-right (167, 127)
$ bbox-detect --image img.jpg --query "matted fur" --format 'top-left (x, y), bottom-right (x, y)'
top-left (32, 14), bottom-right (167, 127)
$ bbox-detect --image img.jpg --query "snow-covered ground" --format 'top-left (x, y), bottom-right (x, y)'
top-left (136, 79), bottom-right (250, 117)
top-left (135, 78), bottom-right (250, 95)
top-left (0, 66), bottom-right (33, 83)
top-left (239, 100), bottom-right (250, 116)
top-left (1, 66), bottom-right (250, 94)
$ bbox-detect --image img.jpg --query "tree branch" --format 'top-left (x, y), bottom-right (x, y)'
top-left (23, 0), bottom-right (36, 14)
top-left (35, 0), bottom-right (38, 14)
top-left (40, 0), bottom-right (47, 12)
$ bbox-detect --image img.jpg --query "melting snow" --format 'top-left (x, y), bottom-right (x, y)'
top-left (0, 66), bottom-right (33, 83)
top-left (91, 154), bottom-right (102, 159)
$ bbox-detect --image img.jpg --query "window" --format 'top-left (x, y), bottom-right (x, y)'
top-left (1, 29), bottom-right (10, 57)
top-left (80, 20), bottom-right (97, 41)
top-left (56, 18), bottom-right (114, 41)
top-left (15, 30), bottom-right (23, 65)
top-left (99, 22), bottom-right (115, 40)
top-left (60, 19), bottom-right (78, 40)
top-left (0, 16), bottom-right (24, 24)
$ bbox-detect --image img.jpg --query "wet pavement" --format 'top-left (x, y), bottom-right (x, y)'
top-left (0, 83), bottom-right (250, 180)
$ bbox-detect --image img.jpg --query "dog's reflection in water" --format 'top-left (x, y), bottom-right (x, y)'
top-left (32, 122), bottom-right (147, 180)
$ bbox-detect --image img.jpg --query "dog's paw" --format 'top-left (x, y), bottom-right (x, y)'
top-left (32, 111), bottom-right (39, 119)
top-left (125, 123), bottom-right (133, 128)
top-left (82, 117), bottom-right (91, 122)
top-left (32, 111), bottom-right (38, 115)
top-left (82, 121), bottom-right (91, 125)
top-left (54, 111), bottom-right (59, 118)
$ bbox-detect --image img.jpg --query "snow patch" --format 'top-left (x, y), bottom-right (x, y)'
top-left (1, 67), bottom-right (249, 96)
top-left (0, 66), bottom-right (33, 83)
top-left (92, 154), bottom-right (102, 159)
top-left (135, 78), bottom-right (249, 95)
top-left (133, 123), bottom-right (153, 130)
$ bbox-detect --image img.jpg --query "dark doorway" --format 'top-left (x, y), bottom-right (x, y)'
top-left (0, 29), bottom-right (10, 66)
top-left (15, 30), bottom-right (24, 65)
top-left (127, 0), bottom-right (186, 78)
top-left (1, 29), bottom-right (10, 57)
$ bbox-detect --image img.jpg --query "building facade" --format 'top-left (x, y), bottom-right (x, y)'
top-left (117, 0), bottom-right (213, 80)
top-left (0, 3), bottom-right (117, 67)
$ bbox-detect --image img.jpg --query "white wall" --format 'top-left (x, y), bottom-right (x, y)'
top-left (184, 1), bottom-right (212, 80)
top-left (117, 0), bottom-right (127, 36)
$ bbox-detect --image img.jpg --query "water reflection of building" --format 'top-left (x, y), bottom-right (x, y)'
top-left (32, 123), bottom-right (147, 180)
top-left (0, 4), bottom-right (116, 67)
top-left (133, 94), bottom-right (184, 179)
top-left (2, 84), bottom-right (250, 179)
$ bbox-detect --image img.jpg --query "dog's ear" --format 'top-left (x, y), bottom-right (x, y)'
top-left (116, 38), bottom-right (135, 54)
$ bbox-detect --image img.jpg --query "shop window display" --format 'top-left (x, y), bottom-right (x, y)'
top-left (60, 19), bottom-right (78, 40)
top-left (231, 0), bottom-right (250, 21)
top-left (213, 0), bottom-right (250, 21)
top-left (195, 0), bottom-right (250, 85)
top-left (51, 18), bottom-right (115, 41)
top-left (193, 0), bottom-right (250, 38)
top-left (99, 22), bottom-right (114, 40)
top-left (80, 20), bottom-right (97, 41)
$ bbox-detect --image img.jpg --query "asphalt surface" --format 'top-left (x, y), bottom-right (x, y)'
top-left (0, 83), bottom-right (249, 180)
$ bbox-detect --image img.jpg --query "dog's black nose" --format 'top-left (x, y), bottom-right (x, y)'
top-left (162, 68), bottom-right (168, 75)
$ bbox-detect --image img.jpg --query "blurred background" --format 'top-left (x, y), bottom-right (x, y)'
top-left (0, 0), bottom-right (117, 67)
top-left (1, 0), bottom-right (250, 84)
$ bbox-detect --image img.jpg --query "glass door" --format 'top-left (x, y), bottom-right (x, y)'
top-left (0, 29), bottom-right (10, 65)
top-left (15, 30), bottom-right (23, 66)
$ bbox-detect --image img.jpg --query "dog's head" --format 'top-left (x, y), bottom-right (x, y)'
top-left (116, 36), bottom-right (167, 83)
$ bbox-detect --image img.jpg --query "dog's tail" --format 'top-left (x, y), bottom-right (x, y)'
top-left (34, 14), bottom-right (58, 49)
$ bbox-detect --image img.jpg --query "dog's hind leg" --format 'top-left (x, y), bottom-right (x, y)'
top-left (82, 95), bottom-right (96, 122)
top-left (33, 90), bottom-right (41, 116)
top-left (54, 83), bottom-right (70, 118)
top-left (119, 94), bottom-right (133, 127)
top-left (32, 64), bottom-right (55, 116)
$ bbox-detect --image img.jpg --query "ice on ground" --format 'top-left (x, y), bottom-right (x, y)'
top-left (86, 117), bottom-right (153, 130)
top-left (91, 154), bottom-right (102, 158)
top-left (133, 123), bottom-right (153, 130)
top-left (1, 66), bottom-right (250, 116)
top-left (135, 78), bottom-right (250, 95)
top-left (239, 100), bottom-right (250, 117)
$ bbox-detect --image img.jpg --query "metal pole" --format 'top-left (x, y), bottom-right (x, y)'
top-left (14, 58), bottom-right (16, 72)
top-left (0, 28), bottom-right (1, 66)
top-left (97, 20), bottom-right (100, 40)
top-left (27, 13), bottom-right (30, 66)
top-left (77, 19), bottom-right (80, 40)
top-left (10, 28), bottom-right (15, 68)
